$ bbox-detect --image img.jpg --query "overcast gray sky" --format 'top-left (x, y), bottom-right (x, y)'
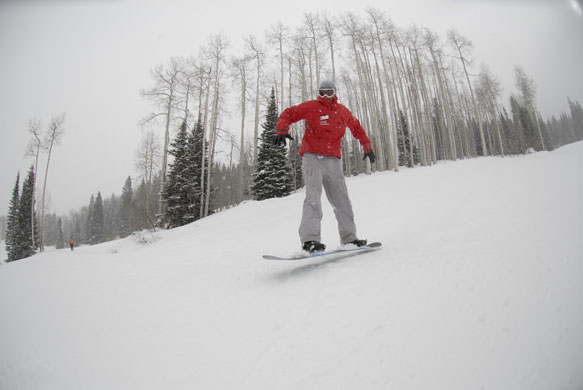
top-left (1, 0), bottom-right (582, 216)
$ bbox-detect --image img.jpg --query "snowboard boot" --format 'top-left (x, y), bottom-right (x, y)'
top-left (302, 241), bottom-right (326, 253)
top-left (348, 239), bottom-right (367, 247)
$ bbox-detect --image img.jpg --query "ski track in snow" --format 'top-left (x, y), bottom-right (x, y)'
top-left (1, 143), bottom-right (582, 390)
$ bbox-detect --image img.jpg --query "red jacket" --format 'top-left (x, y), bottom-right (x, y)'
top-left (276, 96), bottom-right (372, 159)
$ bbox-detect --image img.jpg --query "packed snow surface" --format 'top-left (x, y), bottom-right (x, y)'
top-left (1, 143), bottom-right (582, 390)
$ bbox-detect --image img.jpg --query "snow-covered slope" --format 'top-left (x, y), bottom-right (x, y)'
top-left (1, 143), bottom-right (582, 390)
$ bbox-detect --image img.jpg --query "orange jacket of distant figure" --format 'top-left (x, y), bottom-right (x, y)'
top-left (275, 95), bottom-right (372, 159)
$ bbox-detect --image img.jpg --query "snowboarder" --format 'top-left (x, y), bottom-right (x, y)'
top-left (274, 80), bottom-right (375, 253)
top-left (69, 237), bottom-right (74, 251)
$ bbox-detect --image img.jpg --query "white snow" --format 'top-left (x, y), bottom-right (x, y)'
top-left (1, 143), bottom-right (582, 390)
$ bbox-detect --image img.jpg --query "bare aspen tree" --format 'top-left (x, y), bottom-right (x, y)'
top-left (449, 64), bottom-right (473, 157)
top-left (25, 119), bottom-right (43, 249)
top-left (384, 19), bottom-right (408, 170)
top-left (340, 13), bottom-right (374, 171)
top-left (423, 29), bottom-right (458, 161)
top-left (322, 12), bottom-right (353, 173)
top-left (204, 34), bottom-right (229, 217)
top-left (477, 64), bottom-right (505, 156)
top-left (402, 41), bottom-right (425, 166)
top-left (393, 34), bottom-right (419, 167)
top-left (140, 57), bottom-right (184, 214)
top-left (304, 13), bottom-right (322, 90)
top-left (189, 63), bottom-right (213, 219)
top-left (293, 33), bottom-right (309, 102)
top-left (364, 32), bottom-right (388, 171)
top-left (266, 22), bottom-right (289, 110)
top-left (231, 56), bottom-right (248, 165)
top-left (135, 129), bottom-right (162, 227)
top-left (367, 8), bottom-right (399, 171)
top-left (390, 30), bottom-right (417, 167)
top-left (231, 54), bottom-right (251, 202)
top-left (40, 113), bottom-right (66, 252)
top-left (408, 27), bottom-right (435, 165)
top-left (448, 29), bottom-right (487, 156)
top-left (246, 35), bottom-right (265, 165)
top-left (514, 65), bottom-right (545, 150)
top-left (321, 12), bottom-right (338, 83)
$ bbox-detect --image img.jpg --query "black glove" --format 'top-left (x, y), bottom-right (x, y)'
top-left (274, 133), bottom-right (294, 146)
top-left (363, 151), bottom-right (375, 164)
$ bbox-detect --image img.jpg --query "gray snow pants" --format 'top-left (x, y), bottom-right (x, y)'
top-left (299, 153), bottom-right (358, 245)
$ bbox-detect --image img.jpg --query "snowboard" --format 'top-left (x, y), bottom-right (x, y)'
top-left (263, 242), bottom-right (382, 261)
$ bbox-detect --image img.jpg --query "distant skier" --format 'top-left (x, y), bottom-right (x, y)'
top-left (69, 237), bottom-right (74, 251)
top-left (274, 80), bottom-right (375, 253)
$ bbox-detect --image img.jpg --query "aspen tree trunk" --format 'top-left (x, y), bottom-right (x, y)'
top-left (342, 14), bottom-right (374, 173)
top-left (370, 45), bottom-right (391, 170)
top-left (355, 34), bottom-right (378, 170)
top-left (448, 30), bottom-right (487, 156)
top-left (233, 57), bottom-right (248, 202)
top-left (411, 42), bottom-right (436, 165)
top-left (391, 38), bottom-right (416, 167)
top-left (204, 36), bottom-right (228, 218)
top-left (26, 119), bottom-right (43, 250)
top-left (424, 31), bottom-right (457, 160)
top-left (382, 31), bottom-right (403, 171)
top-left (297, 45), bottom-right (308, 102)
top-left (267, 22), bottom-right (287, 112)
top-left (322, 13), bottom-right (337, 83)
top-left (490, 98), bottom-right (504, 156)
top-left (399, 43), bottom-right (421, 167)
top-left (140, 58), bottom-right (184, 217)
top-left (200, 68), bottom-right (211, 219)
top-left (358, 31), bottom-right (386, 171)
top-left (342, 75), bottom-right (355, 176)
top-left (40, 114), bottom-right (65, 252)
top-left (160, 89), bottom-right (173, 213)
top-left (248, 36), bottom-right (263, 165)
top-left (441, 60), bottom-right (462, 159)
top-left (514, 65), bottom-right (545, 151)
top-left (367, 9), bottom-right (398, 171)
top-left (204, 75), bottom-right (219, 218)
top-left (479, 65), bottom-right (505, 156)
top-left (304, 13), bottom-right (321, 89)
top-left (450, 67), bottom-right (470, 157)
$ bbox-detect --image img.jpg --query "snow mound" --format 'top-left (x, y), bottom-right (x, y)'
top-left (0, 143), bottom-right (581, 390)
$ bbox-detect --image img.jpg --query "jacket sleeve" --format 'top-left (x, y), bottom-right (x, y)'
top-left (275, 101), bottom-right (311, 136)
top-left (345, 109), bottom-right (373, 153)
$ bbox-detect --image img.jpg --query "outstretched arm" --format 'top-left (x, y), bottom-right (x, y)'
top-left (275, 101), bottom-right (311, 135)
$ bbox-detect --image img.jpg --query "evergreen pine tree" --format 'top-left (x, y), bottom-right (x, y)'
top-left (16, 167), bottom-right (38, 259)
top-left (134, 180), bottom-right (148, 231)
top-left (119, 177), bottom-right (134, 238)
top-left (56, 218), bottom-right (65, 249)
top-left (163, 120), bottom-right (192, 228)
top-left (5, 174), bottom-right (20, 262)
top-left (397, 110), bottom-right (412, 167)
top-left (568, 99), bottom-right (583, 139)
top-left (85, 195), bottom-right (95, 244)
top-left (187, 117), bottom-right (207, 221)
top-left (252, 88), bottom-right (293, 200)
top-left (90, 192), bottom-right (105, 245)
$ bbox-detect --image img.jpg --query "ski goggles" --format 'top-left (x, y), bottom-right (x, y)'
top-left (319, 89), bottom-right (335, 98)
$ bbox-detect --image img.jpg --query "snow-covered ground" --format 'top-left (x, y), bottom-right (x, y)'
top-left (1, 143), bottom-right (582, 390)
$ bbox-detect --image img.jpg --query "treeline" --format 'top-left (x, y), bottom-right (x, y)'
top-left (137, 9), bottom-right (583, 213)
top-left (3, 9), bottom-right (583, 261)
